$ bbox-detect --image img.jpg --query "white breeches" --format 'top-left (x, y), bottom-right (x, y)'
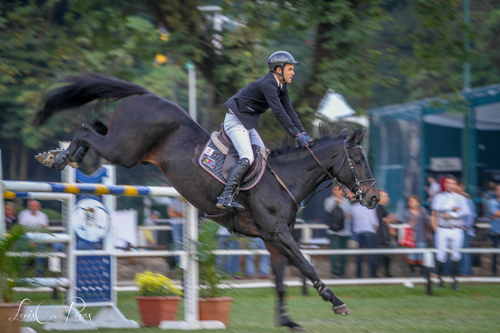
top-left (434, 227), bottom-right (464, 263)
top-left (223, 112), bottom-right (266, 164)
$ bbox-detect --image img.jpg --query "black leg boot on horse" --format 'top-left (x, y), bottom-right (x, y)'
top-left (216, 158), bottom-right (250, 211)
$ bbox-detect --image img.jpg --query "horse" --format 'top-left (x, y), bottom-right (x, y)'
top-left (33, 74), bottom-right (379, 331)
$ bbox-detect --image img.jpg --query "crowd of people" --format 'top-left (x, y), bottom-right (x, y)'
top-left (5, 174), bottom-right (500, 284)
top-left (323, 174), bottom-right (500, 290)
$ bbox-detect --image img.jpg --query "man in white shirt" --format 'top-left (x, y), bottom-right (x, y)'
top-left (18, 200), bottom-right (48, 229)
top-left (351, 202), bottom-right (379, 278)
top-left (17, 200), bottom-right (49, 276)
top-left (431, 175), bottom-right (470, 290)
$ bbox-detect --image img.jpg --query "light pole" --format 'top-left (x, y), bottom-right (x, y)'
top-left (186, 60), bottom-right (197, 122)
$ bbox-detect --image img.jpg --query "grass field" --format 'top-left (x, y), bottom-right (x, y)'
top-left (14, 283), bottom-right (500, 332)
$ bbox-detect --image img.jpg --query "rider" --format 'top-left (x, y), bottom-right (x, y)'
top-left (217, 51), bottom-right (312, 211)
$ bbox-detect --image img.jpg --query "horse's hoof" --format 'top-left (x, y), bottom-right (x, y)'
top-left (332, 304), bottom-right (351, 315)
top-left (54, 150), bottom-right (70, 171)
top-left (35, 149), bottom-right (64, 169)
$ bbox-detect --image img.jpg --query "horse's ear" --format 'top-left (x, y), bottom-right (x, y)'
top-left (356, 130), bottom-right (366, 144)
top-left (348, 128), bottom-right (359, 144)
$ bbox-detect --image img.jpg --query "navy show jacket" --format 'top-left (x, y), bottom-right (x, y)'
top-left (222, 71), bottom-right (305, 137)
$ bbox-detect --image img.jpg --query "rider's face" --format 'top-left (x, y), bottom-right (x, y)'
top-left (278, 64), bottom-right (295, 84)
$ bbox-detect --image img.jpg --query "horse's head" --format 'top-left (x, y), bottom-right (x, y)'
top-left (333, 128), bottom-right (379, 209)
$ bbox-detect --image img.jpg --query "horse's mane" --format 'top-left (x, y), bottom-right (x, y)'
top-left (270, 123), bottom-right (352, 157)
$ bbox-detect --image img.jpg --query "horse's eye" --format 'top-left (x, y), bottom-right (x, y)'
top-left (355, 160), bottom-right (361, 164)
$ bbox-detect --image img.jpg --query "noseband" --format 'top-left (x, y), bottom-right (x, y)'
top-left (306, 139), bottom-right (377, 203)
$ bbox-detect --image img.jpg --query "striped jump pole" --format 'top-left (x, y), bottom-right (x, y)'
top-left (2, 181), bottom-right (182, 198)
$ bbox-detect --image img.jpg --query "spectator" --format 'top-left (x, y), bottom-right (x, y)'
top-left (403, 195), bottom-right (431, 277)
top-left (18, 200), bottom-right (48, 229)
top-left (486, 183), bottom-right (500, 276)
top-left (143, 210), bottom-right (161, 247)
top-left (425, 176), bottom-right (441, 203)
top-left (217, 227), bottom-right (241, 278)
top-left (324, 184), bottom-right (352, 278)
top-left (456, 183), bottom-right (476, 277)
top-left (168, 198), bottom-right (184, 265)
top-left (17, 200), bottom-right (49, 276)
top-left (245, 238), bottom-right (270, 279)
top-left (5, 201), bottom-right (18, 231)
top-left (375, 190), bottom-right (398, 278)
top-left (482, 181), bottom-right (497, 217)
top-left (352, 202), bottom-right (378, 278)
top-left (431, 175), bottom-right (470, 290)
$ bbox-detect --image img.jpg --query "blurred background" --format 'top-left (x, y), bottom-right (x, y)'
top-left (1, 0), bottom-right (499, 218)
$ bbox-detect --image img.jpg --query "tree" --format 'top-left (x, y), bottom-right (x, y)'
top-left (0, 0), bottom-right (160, 179)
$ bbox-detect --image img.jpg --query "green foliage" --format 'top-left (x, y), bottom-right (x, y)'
top-left (0, 0), bottom-right (497, 182)
top-left (0, 0), bottom-right (160, 150)
top-left (196, 220), bottom-right (233, 298)
top-left (0, 224), bottom-right (32, 303)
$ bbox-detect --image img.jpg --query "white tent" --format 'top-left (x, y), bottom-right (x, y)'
top-left (315, 90), bottom-right (369, 127)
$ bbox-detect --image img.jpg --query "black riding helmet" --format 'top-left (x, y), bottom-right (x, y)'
top-left (268, 51), bottom-right (298, 81)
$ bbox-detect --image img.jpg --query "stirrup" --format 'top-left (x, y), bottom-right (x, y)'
top-left (216, 195), bottom-right (244, 210)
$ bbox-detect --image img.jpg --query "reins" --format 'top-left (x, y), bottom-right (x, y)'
top-left (267, 140), bottom-right (377, 212)
top-left (265, 160), bottom-right (299, 208)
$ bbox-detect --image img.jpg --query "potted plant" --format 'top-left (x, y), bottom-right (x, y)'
top-left (134, 270), bottom-right (183, 327)
top-left (197, 220), bottom-right (234, 327)
top-left (0, 224), bottom-right (31, 333)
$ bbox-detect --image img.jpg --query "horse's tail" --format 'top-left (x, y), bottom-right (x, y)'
top-left (33, 73), bottom-right (150, 127)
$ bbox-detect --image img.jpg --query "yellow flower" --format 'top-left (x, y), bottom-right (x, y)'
top-left (134, 270), bottom-right (183, 297)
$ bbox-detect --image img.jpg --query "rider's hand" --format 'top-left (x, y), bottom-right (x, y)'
top-left (295, 133), bottom-right (309, 147)
top-left (302, 132), bottom-right (313, 142)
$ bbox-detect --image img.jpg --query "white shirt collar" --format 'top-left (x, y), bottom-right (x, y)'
top-left (273, 73), bottom-right (283, 90)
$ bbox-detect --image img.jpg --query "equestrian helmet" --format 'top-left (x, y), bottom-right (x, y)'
top-left (268, 51), bottom-right (298, 72)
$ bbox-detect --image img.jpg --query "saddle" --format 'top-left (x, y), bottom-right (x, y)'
top-left (218, 125), bottom-right (265, 183)
top-left (198, 125), bottom-right (268, 191)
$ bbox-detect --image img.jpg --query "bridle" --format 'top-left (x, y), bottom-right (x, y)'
top-left (266, 138), bottom-right (377, 211)
top-left (304, 139), bottom-right (377, 206)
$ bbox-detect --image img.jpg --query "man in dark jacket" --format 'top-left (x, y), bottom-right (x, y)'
top-left (217, 51), bottom-right (312, 210)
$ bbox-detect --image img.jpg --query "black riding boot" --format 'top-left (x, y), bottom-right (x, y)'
top-left (216, 158), bottom-right (251, 210)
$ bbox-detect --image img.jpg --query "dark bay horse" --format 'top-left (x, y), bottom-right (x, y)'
top-left (34, 74), bottom-right (379, 331)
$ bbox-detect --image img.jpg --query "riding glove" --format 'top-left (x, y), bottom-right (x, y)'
top-left (295, 133), bottom-right (309, 147)
top-left (303, 132), bottom-right (313, 142)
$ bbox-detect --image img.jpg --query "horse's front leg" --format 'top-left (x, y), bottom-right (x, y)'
top-left (267, 227), bottom-right (351, 316)
top-left (265, 241), bottom-right (305, 332)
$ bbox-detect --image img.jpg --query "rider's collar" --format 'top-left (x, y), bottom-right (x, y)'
top-left (273, 72), bottom-right (284, 90)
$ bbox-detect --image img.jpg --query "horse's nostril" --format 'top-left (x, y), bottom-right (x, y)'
top-left (372, 195), bottom-right (379, 202)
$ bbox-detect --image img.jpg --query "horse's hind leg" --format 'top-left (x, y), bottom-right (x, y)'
top-left (266, 227), bottom-right (351, 315)
top-left (71, 119), bottom-right (109, 163)
top-left (265, 241), bottom-right (305, 332)
top-left (54, 120), bottom-right (108, 170)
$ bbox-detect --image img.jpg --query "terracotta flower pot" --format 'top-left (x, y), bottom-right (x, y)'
top-left (199, 297), bottom-right (234, 327)
top-left (135, 296), bottom-right (181, 327)
top-left (0, 302), bottom-right (24, 333)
